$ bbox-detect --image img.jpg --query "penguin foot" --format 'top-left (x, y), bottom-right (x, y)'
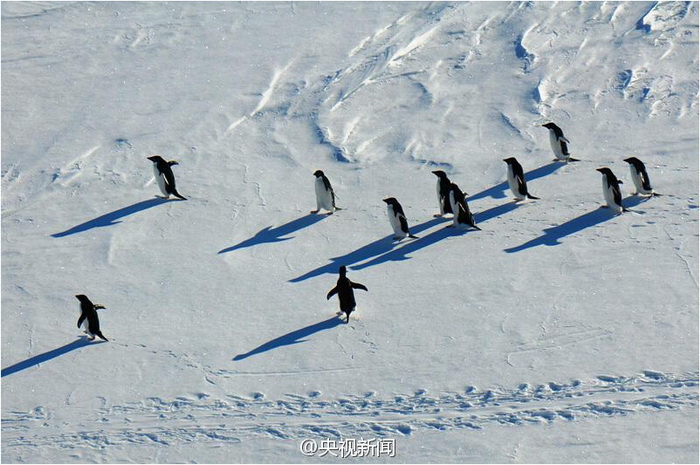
top-left (310, 209), bottom-right (320, 214)
top-left (326, 211), bottom-right (334, 216)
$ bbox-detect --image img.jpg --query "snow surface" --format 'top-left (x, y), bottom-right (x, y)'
top-left (2, 1), bottom-right (698, 462)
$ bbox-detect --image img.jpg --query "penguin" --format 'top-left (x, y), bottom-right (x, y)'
top-left (311, 170), bottom-right (338, 215)
top-left (147, 155), bottom-right (187, 200)
top-left (326, 266), bottom-right (368, 323)
top-left (76, 294), bottom-right (108, 341)
top-left (624, 157), bottom-right (660, 197)
top-left (382, 197), bottom-right (418, 240)
top-left (503, 157), bottom-right (539, 200)
top-left (542, 122), bottom-right (579, 162)
top-left (596, 167), bottom-right (626, 214)
top-left (431, 170), bottom-right (453, 217)
top-left (448, 183), bottom-right (481, 230)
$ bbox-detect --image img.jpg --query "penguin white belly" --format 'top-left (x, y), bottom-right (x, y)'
top-left (549, 132), bottom-right (565, 159)
top-left (153, 165), bottom-right (168, 196)
top-left (602, 178), bottom-right (622, 213)
top-left (628, 166), bottom-right (648, 194)
top-left (314, 177), bottom-right (334, 211)
top-left (82, 318), bottom-right (93, 337)
top-left (506, 166), bottom-right (523, 199)
top-left (386, 206), bottom-right (406, 237)
top-left (436, 180), bottom-right (444, 213)
top-left (448, 191), bottom-right (460, 226)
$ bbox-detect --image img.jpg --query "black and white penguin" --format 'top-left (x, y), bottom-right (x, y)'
top-left (431, 170), bottom-right (453, 217)
top-left (596, 167), bottom-right (626, 214)
top-left (542, 122), bottom-right (578, 162)
top-left (326, 266), bottom-right (368, 323)
top-left (76, 294), bottom-right (108, 341)
top-left (503, 157), bottom-right (539, 200)
top-left (624, 157), bottom-right (659, 197)
top-left (147, 155), bottom-right (187, 200)
top-left (448, 183), bottom-right (481, 230)
top-left (382, 197), bottom-right (418, 240)
top-left (311, 170), bottom-right (338, 215)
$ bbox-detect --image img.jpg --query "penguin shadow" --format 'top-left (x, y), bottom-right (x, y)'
top-left (504, 195), bottom-right (648, 253)
top-left (468, 161), bottom-right (565, 202)
top-left (1, 336), bottom-right (105, 377)
top-left (289, 217), bottom-right (447, 282)
top-left (218, 214), bottom-right (327, 255)
top-left (351, 223), bottom-right (469, 270)
top-left (232, 315), bottom-right (343, 361)
top-left (51, 197), bottom-right (171, 238)
top-left (350, 202), bottom-right (521, 271)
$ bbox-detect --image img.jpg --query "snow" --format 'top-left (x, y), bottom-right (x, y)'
top-left (2, 1), bottom-right (698, 462)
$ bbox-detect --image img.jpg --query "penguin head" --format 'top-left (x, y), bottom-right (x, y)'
top-left (503, 157), bottom-right (517, 165)
top-left (596, 167), bottom-right (620, 183)
top-left (147, 155), bottom-right (165, 163)
top-left (432, 170), bottom-right (447, 179)
top-left (313, 170), bottom-right (325, 178)
top-left (75, 294), bottom-right (90, 304)
top-left (542, 122), bottom-right (557, 130)
top-left (382, 197), bottom-right (398, 206)
top-left (338, 266), bottom-right (347, 276)
top-left (623, 157), bottom-right (643, 168)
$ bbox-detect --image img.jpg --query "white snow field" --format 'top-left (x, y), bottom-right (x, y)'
top-left (2, 1), bottom-right (698, 463)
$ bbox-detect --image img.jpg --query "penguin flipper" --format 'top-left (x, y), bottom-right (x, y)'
top-left (77, 314), bottom-right (86, 328)
top-left (326, 287), bottom-right (339, 300)
top-left (352, 282), bottom-right (368, 292)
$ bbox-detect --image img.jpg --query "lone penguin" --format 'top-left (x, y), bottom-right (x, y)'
top-left (448, 183), bottom-right (481, 230)
top-left (147, 155), bottom-right (187, 200)
top-left (624, 157), bottom-right (659, 197)
top-left (596, 167), bottom-right (626, 214)
top-left (76, 295), bottom-right (108, 341)
top-left (327, 266), bottom-right (368, 323)
top-left (503, 157), bottom-right (539, 200)
top-left (311, 170), bottom-right (338, 215)
top-left (382, 197), bottom-right (418, 240)
top-left (432, 170), bottom-right (454, 217)
top-left (542, 122), bottom-right (578, 162)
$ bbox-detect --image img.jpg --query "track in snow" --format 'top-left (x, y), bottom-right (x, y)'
top-left (3, 371), bottom-right (697, 449)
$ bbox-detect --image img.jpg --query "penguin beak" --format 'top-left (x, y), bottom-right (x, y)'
top-left (596, 168), bottom-right (604, 173)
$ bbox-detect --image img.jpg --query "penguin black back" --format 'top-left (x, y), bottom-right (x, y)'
top-left (147, 155), bottom-right (187, 200)
top-left (326, 266), bottom-right (368, 323)
top-left (624, 156), bottom-right (657, 194)
top-left (76, 294), bottom-right (108, 341)
top-left (432, 170), bottom-right (453, 215)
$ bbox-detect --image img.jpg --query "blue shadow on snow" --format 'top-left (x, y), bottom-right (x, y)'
top-left (505, 196), bottom-right (648, 253)
top-left (350, 200), bottom-right (518, 271)
top-left (289, 217), bottom-right (448, 282)
top-left (1, 336), bottom-right (105, 377)
top-left (218, 214), bottom-right (327, 254)
top-left (233, 316), bottom-right (343, 361)
top-left (52, 197), bottom-right (172, 237)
